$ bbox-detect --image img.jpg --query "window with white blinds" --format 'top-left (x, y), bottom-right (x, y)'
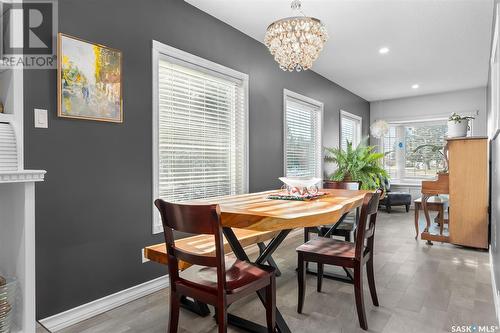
top-left (340, 110), bottom-right (362, 150)
top-left (284, 90), bottom-right (323, 178)
top-left (152, 41), bottom-right (248, 233)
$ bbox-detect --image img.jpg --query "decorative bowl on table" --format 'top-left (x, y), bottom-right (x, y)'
top-left (279, 177), bottom-right (322, 196)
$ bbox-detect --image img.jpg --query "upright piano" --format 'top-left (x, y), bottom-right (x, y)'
top-left (420, 137), bottom-right (489, 249)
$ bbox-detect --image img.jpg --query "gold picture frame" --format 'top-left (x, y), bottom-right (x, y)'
top-left (57, 33), bottom-right (123, 123)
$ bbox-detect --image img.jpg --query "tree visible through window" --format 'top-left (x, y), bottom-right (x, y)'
top-left (382, 121), bottom-right (447, 180)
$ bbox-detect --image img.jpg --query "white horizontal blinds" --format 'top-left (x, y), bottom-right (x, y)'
top-left (0, 123), bottom-right (18, 171)
top-left (340, 112), bottom-right (361, 150)
top-left (158, 58), bottom-right (246, 202)
top-left (285, 97), bottom-right (322, 178)
top-left (341, 116), bottom-right (355, 150)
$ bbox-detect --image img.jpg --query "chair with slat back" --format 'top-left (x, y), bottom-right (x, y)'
top-left (154, 199), bottom-right (276, 333)
top-left (304, 180), bottom-right (362, 243)
top-left (296, 190), bottom-right (382, 330)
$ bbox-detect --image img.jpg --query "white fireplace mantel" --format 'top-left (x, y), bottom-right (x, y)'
top-left (0, 25), bottom-right (45, 331)
top-left (0, 170), bottom-right (46, 184)
top-left (0, 169), bottom-right (46, 333)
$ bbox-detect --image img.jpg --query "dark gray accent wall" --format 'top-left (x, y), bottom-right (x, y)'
top-left (24, 0), bottom-right (369, 318)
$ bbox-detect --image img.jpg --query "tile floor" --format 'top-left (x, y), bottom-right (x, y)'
top-left (37, 210), bottom-right (497, 332)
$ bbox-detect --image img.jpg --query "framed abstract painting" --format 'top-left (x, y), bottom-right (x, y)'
top-left (57, 33), bottom-right (123, 123)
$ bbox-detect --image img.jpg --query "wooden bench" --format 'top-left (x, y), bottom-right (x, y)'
top-left (414, 196), bottom-right (449, 242)
top-left (143, 228), bottom-right (281, 274)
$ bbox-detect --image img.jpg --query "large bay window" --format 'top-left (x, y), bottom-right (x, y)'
top-left (283, 90), bottom-right (323, 178)
top-left (152, 41), bottom-right (248, 233)
top-left (381, 119), bottom-right (471, 181)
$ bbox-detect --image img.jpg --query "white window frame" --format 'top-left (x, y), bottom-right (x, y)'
top-left (340, 110), bottom-right (362, 149)
top-left (283, 89), bottom-right (324, 178)
top-left (152, 40), bottom-right (249, 234)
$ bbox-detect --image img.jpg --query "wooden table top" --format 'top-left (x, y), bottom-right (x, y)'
top-left (191, 189), bottom-right (370, 231)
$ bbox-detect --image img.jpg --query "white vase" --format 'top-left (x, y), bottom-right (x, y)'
top-left (447, 120), bottom-right (468, 138)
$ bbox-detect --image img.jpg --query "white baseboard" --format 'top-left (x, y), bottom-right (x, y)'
top-left (39, 275), bottom-right (168, 332)
top-left (490, 248), bottom-right (500, 325)
top-left (39, 230), bottom-right (303, 332)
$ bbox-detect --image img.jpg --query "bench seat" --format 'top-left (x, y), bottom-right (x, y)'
top-left (144, 228), bottom-right (279, 271)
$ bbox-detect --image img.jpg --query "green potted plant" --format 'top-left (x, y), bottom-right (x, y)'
top-left (447, 112), bottom-right (474, 138)
top-left (325, 137), bottom-right (389, 190)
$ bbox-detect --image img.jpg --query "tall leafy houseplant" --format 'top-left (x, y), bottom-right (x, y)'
top-left (325, 138), bottom-right (389, 190)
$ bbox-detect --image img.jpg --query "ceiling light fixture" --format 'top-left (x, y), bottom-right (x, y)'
top-left (264, 0), bottom-right (328, 72)
top-left (412, 84), bottom-right (420, 89)
top-left (379, 47), bottom-right (390, 54)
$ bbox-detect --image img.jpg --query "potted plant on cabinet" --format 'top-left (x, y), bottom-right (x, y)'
top-left (447, 112), bottom-right (474, 138)
top-left (325, 137), bottom-right (389, 190)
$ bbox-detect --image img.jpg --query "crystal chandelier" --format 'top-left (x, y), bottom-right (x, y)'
top-left (264, 0), bottom-right (328, 72)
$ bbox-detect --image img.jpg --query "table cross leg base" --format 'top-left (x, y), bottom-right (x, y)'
top-left (305, 266), bottom-right (354, 284)
top-left (227, 314), bottom-right (269, 333)
top-left (224, 227), bottom-right (292, 333)
top-left (258, 242), bottom-right (281, 277)
top-left (179, 296), bottom-right (211, 317)
top-left (322, 213), bottom-right (348, 238)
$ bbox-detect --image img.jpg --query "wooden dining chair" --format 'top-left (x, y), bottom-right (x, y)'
top-left (154, 199), bottom-right (276, 333)
top-left (304, 180), bottom-right (361, 243)
top-left (296, 190), bottom-right (382, 330)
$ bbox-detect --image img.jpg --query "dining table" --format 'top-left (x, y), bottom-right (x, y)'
top-left (178, 188), bottom-right (369, 333)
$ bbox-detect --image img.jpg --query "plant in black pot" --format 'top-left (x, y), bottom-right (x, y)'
top-left (325, 137), bottom-right (389, 190)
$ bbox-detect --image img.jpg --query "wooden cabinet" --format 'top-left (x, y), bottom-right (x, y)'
top-left (448, 137), bottom-right (489, 249)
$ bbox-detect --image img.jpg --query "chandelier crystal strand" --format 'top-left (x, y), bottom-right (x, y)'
top-left (264, 0), bottom-right (328, 72)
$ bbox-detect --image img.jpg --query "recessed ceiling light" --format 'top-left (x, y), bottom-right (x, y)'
top-left (379, 47), bottom-right (390, 54)
top-left (412, 84), bottom-right (420, 89)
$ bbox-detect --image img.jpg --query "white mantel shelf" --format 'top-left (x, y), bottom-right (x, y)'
top-left (0, 170), bottom-right (46, 183)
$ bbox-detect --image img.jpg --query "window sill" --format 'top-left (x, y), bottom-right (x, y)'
top-left (389, 180), bottom-right (423, 187)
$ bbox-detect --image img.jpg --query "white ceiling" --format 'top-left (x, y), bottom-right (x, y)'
top-left (185, 0), bottom-right (494, 101)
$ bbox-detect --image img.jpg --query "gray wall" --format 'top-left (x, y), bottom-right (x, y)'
top-left (24, 0), bottom-right (369, 318)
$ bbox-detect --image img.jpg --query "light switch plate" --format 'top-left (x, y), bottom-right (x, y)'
top-left (34, 108), bottom-right (48, 128)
